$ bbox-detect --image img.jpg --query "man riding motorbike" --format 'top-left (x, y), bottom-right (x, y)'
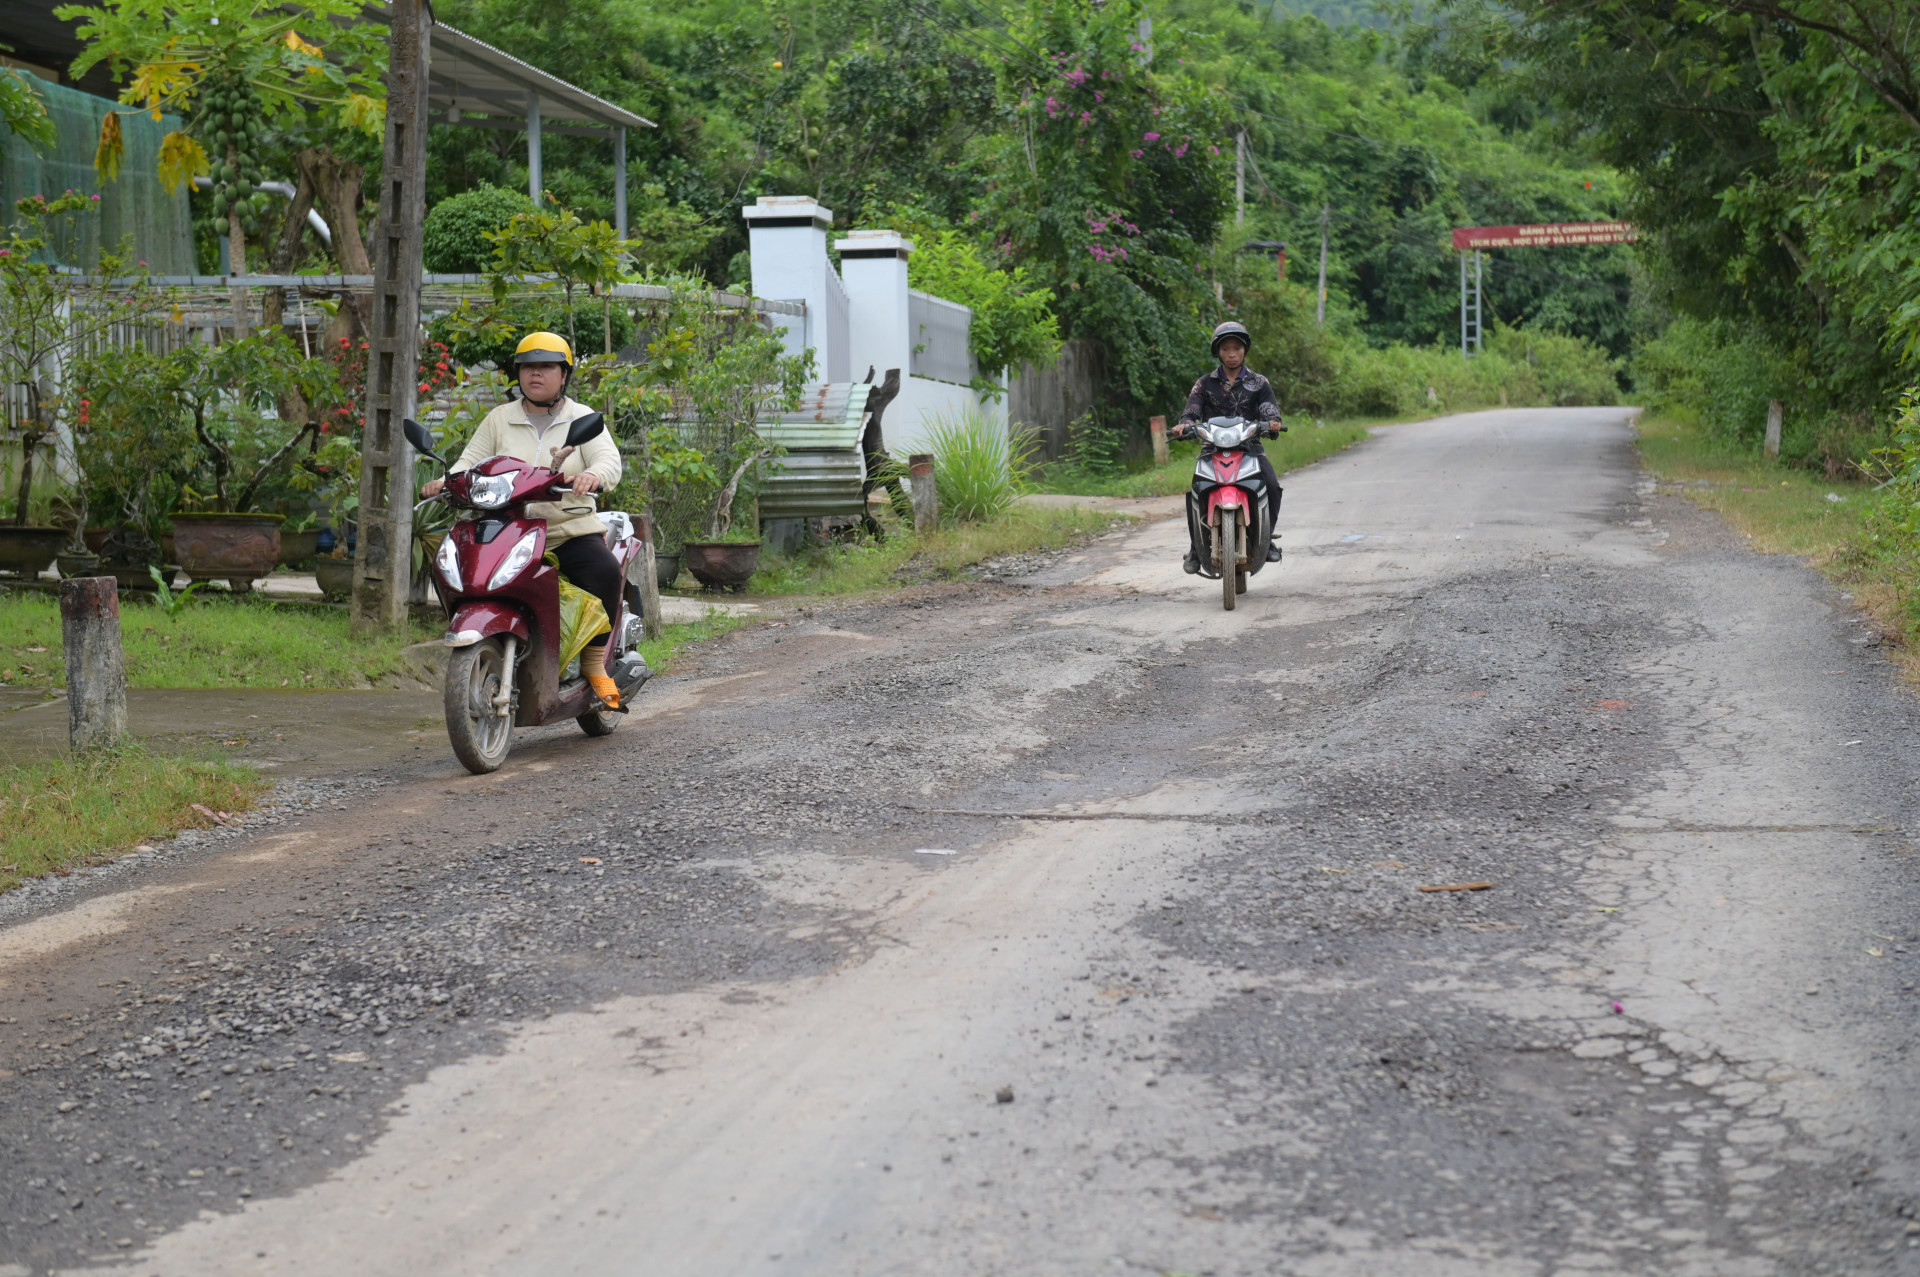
top-left (1173, 320), bottom-right (1285, 574)
top-left (420, 331), bottom-right (631, 708)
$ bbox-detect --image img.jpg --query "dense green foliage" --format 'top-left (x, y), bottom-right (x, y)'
top-left (423, 184), bottom-right (538, 273)
top-left (1462, 0), bottom-right (1918, 465)
top-left (416, 0), bottom-right (1628, 427)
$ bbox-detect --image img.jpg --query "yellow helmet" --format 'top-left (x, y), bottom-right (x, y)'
top-left (512, 331), bottom-right (573, 368)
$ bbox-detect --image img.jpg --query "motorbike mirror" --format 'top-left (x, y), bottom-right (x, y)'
top-left (402, 418), bottom-right (445, 465)
top-left (562, 412), bottom-right (605, 449)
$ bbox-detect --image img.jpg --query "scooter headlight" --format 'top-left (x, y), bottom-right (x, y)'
top-left (487, 529), bottom-right (542, 591)
top-left (435, 534), bottom-right (462, 592)
top-left (469, 472), bottom-right (516, 509)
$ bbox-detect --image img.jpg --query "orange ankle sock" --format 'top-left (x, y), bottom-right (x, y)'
top-left (583, 644), bottom-right (618, 708)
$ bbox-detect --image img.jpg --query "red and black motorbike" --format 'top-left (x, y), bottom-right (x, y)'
top-left (1184, 415), bottom-right (1280, 611)
top-left (404, 416), bottom-right (651, 774)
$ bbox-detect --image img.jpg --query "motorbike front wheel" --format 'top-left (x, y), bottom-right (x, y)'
top-left (445, 638), bottom-right (515, 774)
top-left (1219, 511), bottom-right (1238, 611)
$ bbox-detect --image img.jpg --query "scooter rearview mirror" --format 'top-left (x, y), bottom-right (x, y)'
top-left (562, 412), bottom-right (605, 449)
top-left (402, 418), bottom-right (445, 465)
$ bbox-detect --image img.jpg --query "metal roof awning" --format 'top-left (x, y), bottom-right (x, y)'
top-left (425, 23), bottom-right (654, 136)
top-left (358, 9), bottom-right (656, 233)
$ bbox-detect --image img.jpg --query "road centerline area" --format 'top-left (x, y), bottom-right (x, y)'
top-left (5, 407), bottom-right (1919, 1276)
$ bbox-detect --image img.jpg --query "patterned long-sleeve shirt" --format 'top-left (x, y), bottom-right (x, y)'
top-left (1178, 366), bottom-right (1282, 426)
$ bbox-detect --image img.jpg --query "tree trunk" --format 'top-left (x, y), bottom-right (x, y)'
top-left (261, 168), bottom-right (318, 338)
top-left (12, 430), bottom-right (41, 527)
top-left (227, 195), bottom-right (251, 338)
top-left (264, 170), bottom-right (318, 426)
top-left (298, 147), bottom-right (371, 335)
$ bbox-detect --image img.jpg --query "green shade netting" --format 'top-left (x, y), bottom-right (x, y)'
top-left (1, 76), bottom-right (194, 274)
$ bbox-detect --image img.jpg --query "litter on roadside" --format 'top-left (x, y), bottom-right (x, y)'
top-left (1418, 881), bottom-right (1493, 893)
top-left (914, 848), bottom-right (958, 856)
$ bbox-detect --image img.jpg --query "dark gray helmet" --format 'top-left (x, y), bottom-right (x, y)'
top-left (1210, 320), bottom-right (1252, 358)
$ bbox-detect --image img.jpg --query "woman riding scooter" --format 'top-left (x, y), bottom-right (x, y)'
top-left (421, 331), bottom-right (630, 707)
top-left (1173, 320), bottom-right (1285, 574)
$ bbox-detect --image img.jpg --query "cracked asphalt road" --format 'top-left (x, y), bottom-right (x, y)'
top-left (4, 406), bottom-right (1919, 1276)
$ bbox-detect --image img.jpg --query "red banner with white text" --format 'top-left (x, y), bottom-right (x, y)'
top-left (1450, 222), bottom-right (1637, 250)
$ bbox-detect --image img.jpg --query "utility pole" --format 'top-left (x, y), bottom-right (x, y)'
top-left (352, 0), bottom-right (432, 636)
top-left (1235, 131), bottom-right (1245, 226)
top-left (1315, 203), bottom-right (1330, 328)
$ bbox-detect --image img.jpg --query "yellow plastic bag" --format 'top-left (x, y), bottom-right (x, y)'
top-left (557, 578), bottom-right (611, 673)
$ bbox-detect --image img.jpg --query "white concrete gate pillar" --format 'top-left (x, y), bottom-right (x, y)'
top-left (836, 229), bottom-right (912, 384)
top-left (743, 196), bottom-right (848, 382)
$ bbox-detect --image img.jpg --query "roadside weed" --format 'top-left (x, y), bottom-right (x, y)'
top-left (147, 566), bottom-right (205, 618)
top-left (0, 594), bottom-right (440, 691)
top-left (0, 743), bottom-right (266, 891)
top-left (924, 405), bottom-right (1035, 522)
top-left (1637, 411), bottom-right (1918, 677)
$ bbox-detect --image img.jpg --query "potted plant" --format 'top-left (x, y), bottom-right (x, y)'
top-left (68, 339), bottom-right (190, 589)
top-left (598, 279), bottom-right (810, 594)
top-left (162, 334), bottom-right (331, 592)
top-left (0, 191), bottom-right (158, 577)
top-left (681, 449), bottom-right (772, 592)
top-left (277, 509), bottom-right (320, 567)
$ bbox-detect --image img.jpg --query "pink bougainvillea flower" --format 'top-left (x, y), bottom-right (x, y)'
top-left (1143, 132), bottom-right (1161, 141)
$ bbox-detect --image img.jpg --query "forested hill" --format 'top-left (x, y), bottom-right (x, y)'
top-left (429, 0), bottom-right (1628, 415)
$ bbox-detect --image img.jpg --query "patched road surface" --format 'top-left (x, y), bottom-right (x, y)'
top-left (5, 407), bottom-right (1919, 1276)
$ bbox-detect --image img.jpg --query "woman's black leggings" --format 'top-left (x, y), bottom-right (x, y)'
top-left (552, 533), bottom-right (626, 648)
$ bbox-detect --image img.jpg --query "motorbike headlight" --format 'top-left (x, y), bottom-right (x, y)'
top-left (487, 529), bottom-right (542, 591)
top-left (469, 472), bottom-right (515, 509)
top-left (435, 534), bottom-right (462, 592)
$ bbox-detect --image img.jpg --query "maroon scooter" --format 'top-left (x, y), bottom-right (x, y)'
top-left (405, 416), bottom-right (651, 774)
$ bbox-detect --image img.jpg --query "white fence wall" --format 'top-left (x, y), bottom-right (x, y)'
top-left (907, 290), bottom-right (976, 387)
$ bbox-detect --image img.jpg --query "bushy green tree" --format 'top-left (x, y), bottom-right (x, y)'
top-left (424, 184), bottom-right (538, 274)
top-left (1466, 0), bottom-right (1917, 440)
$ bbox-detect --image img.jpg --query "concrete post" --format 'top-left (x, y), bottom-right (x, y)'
top-left (1764, 400), bottom-right (1784, 458)
top-left (633, 513), bottom-right (662, 641)
top-left (1150, 415), bottom-right (1169, 467)
top-left (837, 229), bottom-right (913, 387)
top-left (909, 453), bottom-right (938, 534)
top-left (527, 90), bottom-right (543, 201)
top-left (60, 577), bottom-right (126, 750)
top-left (1316, 203), bottom-right (1330, 329)
top-left (614, 127), bottom-right (627, 239)
top-left (743, 196), bottom-right (846, 379)
top-left (352, 0), bottom-right (432, 637)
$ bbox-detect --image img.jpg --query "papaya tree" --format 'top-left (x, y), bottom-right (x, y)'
top-left (55, 0), bottom-right (386, 330)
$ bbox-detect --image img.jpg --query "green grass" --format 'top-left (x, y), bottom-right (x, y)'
top-left (0, 592), bottom-right (441, 692)
top-left (638, 610), bottom-right (749, 669)
top-left (750, 504), bottom-right (1135, 596)
top-left (0, 743), bottom-right (267, 892)
top-left (1636, 411), bottom-right (1919, 668)
top-left (1032, 417), bottom-right (1375, 497)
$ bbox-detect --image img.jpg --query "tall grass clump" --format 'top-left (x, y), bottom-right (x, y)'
top-left (1, 744), bottom-right (266, 889)
top-left (924, 406), bottom-right (1032, 522)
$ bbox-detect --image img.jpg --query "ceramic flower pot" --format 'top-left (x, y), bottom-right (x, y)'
top-left (170, 513), bottom-right (283, 593)
top-left (313, 554), bottom-right (354, 600)
top-left (56, 550), bottom-right (101, 579)
top-left (654, 551), bottom-right (682, 590)
top-left (681, 541), bottom-right (761, 593)
top-left (0, 527), bottom-right (67, 579)
top-left (279, 529), bottom-right (320, 566)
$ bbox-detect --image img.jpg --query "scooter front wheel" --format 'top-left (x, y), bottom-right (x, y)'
top-left (445, 638), bottom-right (515, 774)
top-left (1220, 513), bottom-right (1239, 612)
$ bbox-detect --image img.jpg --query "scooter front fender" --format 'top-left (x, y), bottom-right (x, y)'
top-left (445, 600), bottom-right (531, 648)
